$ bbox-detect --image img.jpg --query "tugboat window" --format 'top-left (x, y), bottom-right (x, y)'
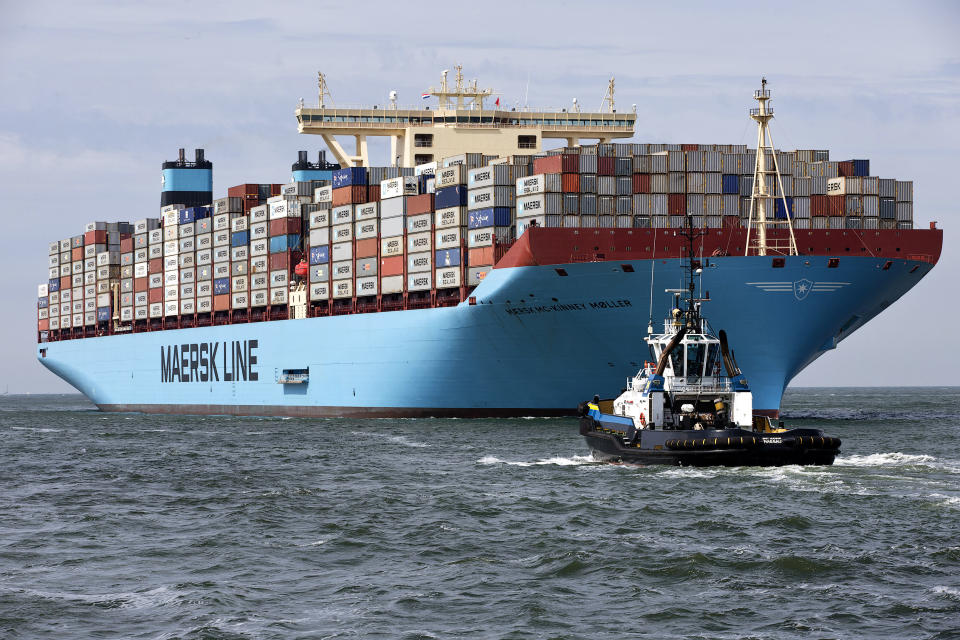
top-left (686, 342), bottom-right (706, 382)
top-left (704, 343), bottom-right (721, 378)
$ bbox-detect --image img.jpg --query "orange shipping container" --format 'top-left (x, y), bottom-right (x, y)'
top-left (214, 294), bottom-right (231, 311)
top-left (71, 247), bottom-right (83, 261)
top-left (380, 255), bottom-right (404, 277)
top-left (149, 258), bottom-right (163, 273)
top-left (468, 247), bottom-right (495, 266)
top-left (355, 238), bottom-right (377, 258)
top-left (120, 237), bottom-right (134, 253)
top-left (84, 229), bottom-right (106, 245)
top-left (562, 173), bottom-right (580, 193)
top-left (134, 277), bottom-right (148, 292)
top-left (148, 289), bottom-right (163, 304)
top-left (60, 276), bottom-right (71, 289)
top-left (332, 185), bottom-right (367, 206)
top-left (406, 194), bottom-right (434, 215)
top-left (38, 318), bottom-right (49, 331)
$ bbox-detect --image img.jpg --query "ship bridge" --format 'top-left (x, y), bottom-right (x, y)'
top-left (295, 67), bottom-right (636, 167)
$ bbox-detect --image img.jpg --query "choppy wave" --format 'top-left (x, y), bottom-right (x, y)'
top-left (476, 454), bottom-right (594, 467)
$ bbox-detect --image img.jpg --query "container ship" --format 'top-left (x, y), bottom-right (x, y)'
top-left (35, 70), bottom-right (942, 417)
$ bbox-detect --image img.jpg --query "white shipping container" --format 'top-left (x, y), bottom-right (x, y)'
top-left (307, 227), bottom-right (329, 247)
top-left (230, 216), bottom-right (249, 232)
top-left (407, 231), bottom-right (432, 254)
top-left (467, 186), bottom-right (514, 210)
top-left (332, 205), bottom-right (354, 225)
top-left (314, 185), bottom-right (333, 203)
top-left (162, 210), bottom-right (179, 226)
top-left (332, 260), bottom-right (353, 280)
top-left (231, 246), bottom-right (249, 262)
top-left (381, 176), bottom-right (418, 199)
top-left (435, 165), bottom-right (463, 188)
top-left (355, 201), bottom-right (379, 220)
top-left (270, 269), bottom-right (288, 289)
top-left (196, 296), bottom-right (212, 313)
top-left (434, 206), bottom-right (466, 228)
top-left (414, 161), bottom-right (437, 177)
top-left (250, 256), bottom-right (268, 273)
top-left (180, 299), bottom-right (196, 315)
top-left (163, 300), bottom-right (178, 316)
top-left (250, 222), bottom-right (268, 240)
top-left (163, 240), bottom-right (179, 256)
top-left (407, 213), bottom-right (432, 234)
top-left (134, 263), bottom-right (148, 279)
top-left (197, 280), bottom-right (213, 297)
top-left (148, 244), bottom-right (163, 259)
top-left (407, 251), bottom-right (432, 273)
top-left (310, 282), bottom-right (330, 301)
top-left (516, 215), bottom-right (546, 237)
top-left (331, 241), bottom-right (352, 262)
top-left (231, 292), bottom-right (249, 309)
top-left (179, 222), bottom-right (195, 238)
top-left (250, 289), bottom-right (268, 308)
top-left (517, 193), bottom-right (563, 216)
top-left (381, 275), bottom-right (404, 294)
top-left (381, 236), bottom-right (403, 257)
top-left (231, 275), bottom-right (248, 292)
top-left (380, 196), bottom-right (406, 219)
top-left (407, 271), bottom-right (432, 291)
top-left (354, 219), bottom-right (378, 240)
top-left (380, 216), bottom-right (405, 238)
top-left (435, 226), bottom-right (463, 250)
top-left (310, 209), bottom-right (331, 229)
top-left (196, 248), bottom-right (212, 265)
top-left (38, 283), bottom-right (49, 298)
top-left (213, 262), bottom-right (229, 278)
top-left (178, 237), bottom-right (195, 253)
top-left (467, 228), bottom-right (496, 248)
top-left (435, 266), bottom-right (461, 289)
top-left (250, 238), bottom-right (268, 256)
top-left (356, 275), bottom-right (378, 296)
top-left (332, 279), bottom-right (353, 299)
top-left (164, 225), bottom-right (178, 241)
top-left (332, 223), bottom-right (353, 243)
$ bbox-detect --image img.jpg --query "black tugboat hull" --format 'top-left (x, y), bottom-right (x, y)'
top-left (581, 419), bottom-right (839, 467)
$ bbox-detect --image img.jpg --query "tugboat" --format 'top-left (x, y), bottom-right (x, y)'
top-left (578, 222), bottom-right (841, 467)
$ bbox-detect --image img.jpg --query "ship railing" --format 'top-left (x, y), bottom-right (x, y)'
top-left (668, 377), bottom-right (736, 393)
top-left (298, 119), bottom-right (635, 132)
top-left (299, 103), bottom-right (636, 115)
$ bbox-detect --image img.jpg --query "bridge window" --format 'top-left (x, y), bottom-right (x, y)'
top-left (686, 343), bottom-right (706, 381)
top-left (414, 154), bottom-right (433, 164)
top-left (414, 134), bottom-right (433, 148)
top-left (518, 135), bottom-right (537, 149)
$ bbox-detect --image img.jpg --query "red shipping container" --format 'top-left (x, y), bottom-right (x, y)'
top-left (271, 184), bottom-right (282, 196)
top-left (60, 276), bottom-right (71, 289)
top-left (468, 246), bottom-right (495, 266)
top-left (120, 237), bottom-right (134, 253)
top-left (810, 195), bottom-right (828, 217)
top-left (597, 156), bottom-right (615, 176)
top-left (228, 183), bottom-right (259, 198)
top-left (332, 185), bottom-right (367, 206)
top-left (668, 194), bottom-right (686, 215)
top-left (148, 289), bottom-right (163, 304)
top-left (380, 255), bottom-right (404, 277)
top-left (269, 251), bottom-right (302, 271)
top-left (406, 194), bottom-right (434, 215)
top-left (38, 318), bottom-right (49, 331)
top-left (533, 155), bottom-right (562, 175)
top-left (838, 161), bottom-right (855, 177)
top-left (682, 143), bottom-right (698, 151)
top-left (827, 195), bottom-right (845, 216)
top-left (633, 174), bottom-right (651, 194)
top-left (84, 230), bottom-right (106, 245)
top-left (149, 258), bottom-right (162, 273)
top-left (134, 277), bottom-right (148, 292)
top-left (70, 247), bottom-right (83, 261)
top-left (562, 173), bottom-right (580, 193)
top-left (269, 217), bottom-right (301, 236)
top-left (214, 294), bottom-right (230, 311)
top-left (367, 185), bottom-right (381, 201)
top-left (355, 238), bottom-right (377, 258)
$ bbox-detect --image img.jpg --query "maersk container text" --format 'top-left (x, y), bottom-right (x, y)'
top-left (160, 340), bottom-right (259, 383)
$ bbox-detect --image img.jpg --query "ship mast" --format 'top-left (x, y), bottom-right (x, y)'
top-left (744, 78), bottom-right (797, 256)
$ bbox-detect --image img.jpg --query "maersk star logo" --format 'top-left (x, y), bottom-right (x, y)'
top-left (793, 278), bottom-right (813, 301)
top-left (745, 280), bottom-right (850, 299)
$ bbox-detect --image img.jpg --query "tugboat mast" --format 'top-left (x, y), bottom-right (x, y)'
top-left (671, 218), bottom-right (709, 333)
top-left (744, 78), bottom-right (798, 257)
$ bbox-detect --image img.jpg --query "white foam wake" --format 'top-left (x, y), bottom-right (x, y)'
top-left (476, 454), bottom-right (593, 467)
top-left (834, 452), bottom-right (937, 467)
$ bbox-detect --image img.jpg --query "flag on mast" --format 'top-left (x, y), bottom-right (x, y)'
top-left (421, 92), bottom-right (430, 100)
top-left (495, 97), bottom-right (500, 106)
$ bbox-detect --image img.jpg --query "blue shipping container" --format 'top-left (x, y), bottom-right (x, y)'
top-left (435, 248), bottom-right (461, 267)
top-left (48, 278), bottom-right (60, 292)
top-left (213, 278), bottom-right (230, 295)
top-left (852, 159), bottom-right (870, 177)
top-left (435, 185), bottom-right (468, 209)
top-left (178, 208), bottom-right (195, 225)
top-left (38, 297), bottom-right (48, 309)
top-left (879, 197), bottom-right (896, 219)
top-left (231, 231), bottom-right (250, 247)
top-left (468, 207), bottom-right (512, 229)
top-left (332, 167), bottom-right (367, 188)
top-left (269, 234), bottom-right (300, 254)
top-left (309, 246), bottom-right (329, 265)
top-left (722, 174), bottom-right (739, 194)
top-left (293, 169), bottom-right (334, 183)
top-left (97, 307), bottom-right (111, 322)
top-left (774, 196), bottom-right (794, 220)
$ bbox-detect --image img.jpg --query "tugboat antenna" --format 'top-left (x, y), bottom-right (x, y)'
top-left (678, 217), bottom-right (708, 331)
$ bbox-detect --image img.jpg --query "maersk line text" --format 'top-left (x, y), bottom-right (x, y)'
top-left (160, 340), bottom-right (259, 383)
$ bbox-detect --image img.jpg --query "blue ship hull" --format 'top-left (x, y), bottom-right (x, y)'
top-left (37, 255), bottom-right (933, 416)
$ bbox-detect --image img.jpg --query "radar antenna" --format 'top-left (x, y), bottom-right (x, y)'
top-left (744, 78), bottom-right (797, 256)
top-left (601, 76), bottom-right (616, 113)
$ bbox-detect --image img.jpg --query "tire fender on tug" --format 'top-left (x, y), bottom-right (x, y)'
top-left (665, 436), bottom-right (761, 450)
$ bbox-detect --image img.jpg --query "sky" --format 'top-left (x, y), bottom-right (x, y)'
top-left (1, 0), bottom-right (958, 393)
